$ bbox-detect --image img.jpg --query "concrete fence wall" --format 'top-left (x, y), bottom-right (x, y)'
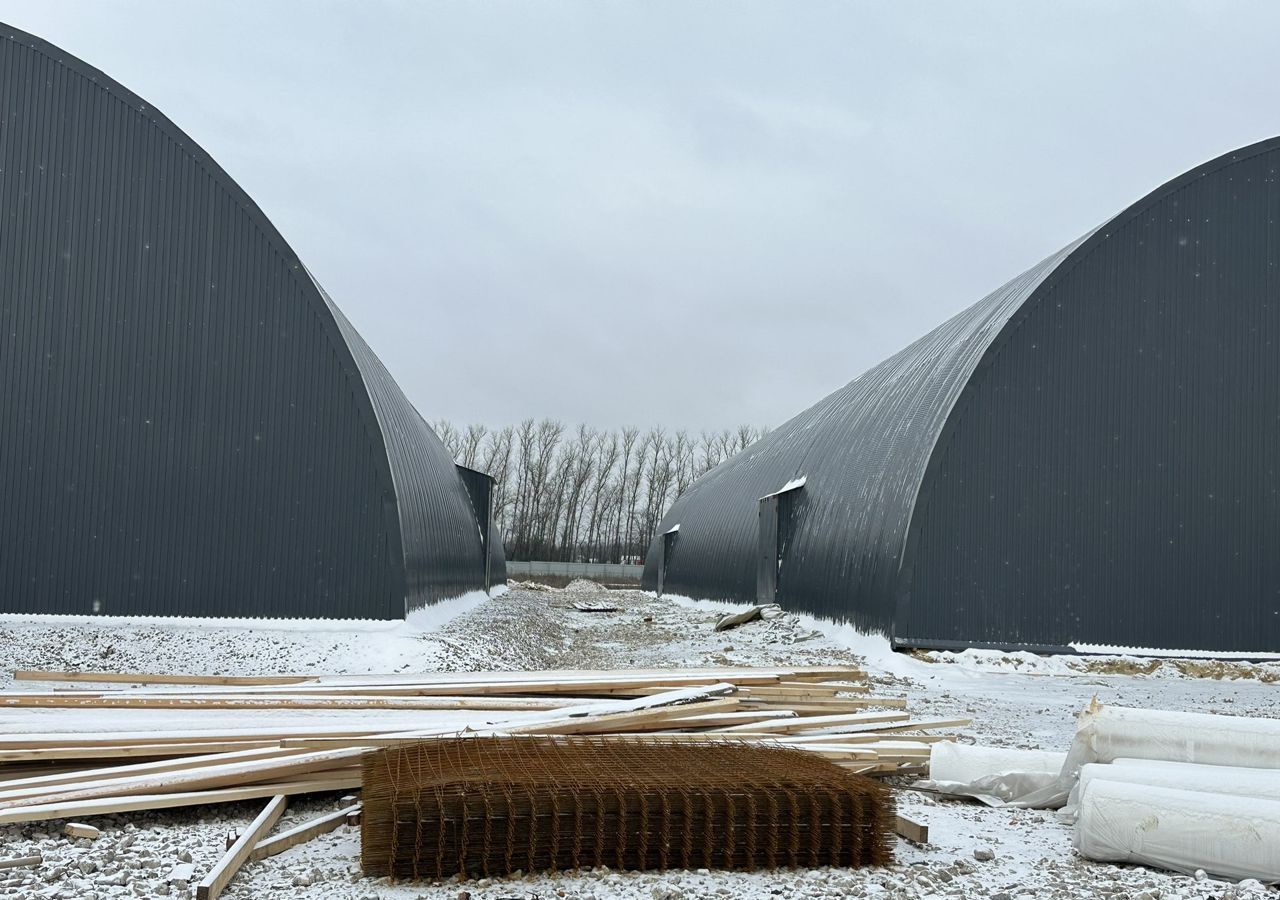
top-left (506, 560), bottom-right (644, 580)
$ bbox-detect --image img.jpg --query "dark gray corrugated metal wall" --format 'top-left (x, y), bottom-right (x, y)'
top-left (646, 136), bottom-right (1280, 654)
top-left (900, 138), bottom-right (1280, 652)
top-left (317, 284), bottom-right (489, 609)
top-left (0, 24), bottom-right (492, 618)
top-left (641, 238), bottom-right (1086, 633)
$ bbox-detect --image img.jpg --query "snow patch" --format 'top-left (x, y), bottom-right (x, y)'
top-left (401, 589), bottom-right (493, 634)
top-left (1071, 642), bottom-right (1280, 660)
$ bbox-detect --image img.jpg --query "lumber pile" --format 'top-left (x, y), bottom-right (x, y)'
top-left (0, 665), bottom-right (963, 846)
top-left (361, 735), bottom-right (895, 878)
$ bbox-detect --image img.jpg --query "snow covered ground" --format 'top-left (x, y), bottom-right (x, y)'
top-left (1, 582), bottom-right (1277, 899)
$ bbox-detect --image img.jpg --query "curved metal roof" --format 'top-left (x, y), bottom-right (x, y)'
top-left (645, 136), bottom-right (1280, 650)
top-left (644, 236), bottom-right (1085, 630)
top-left (0, 22), bottom-right (496, 616)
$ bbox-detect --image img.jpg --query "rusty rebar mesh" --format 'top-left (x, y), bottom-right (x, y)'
top-left (360, 736), bottom-right (894, 879)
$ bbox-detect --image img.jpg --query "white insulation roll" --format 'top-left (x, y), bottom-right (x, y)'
top-left (1075, 779), bottom-right (1280, 881)
top-left (1063, 759), bottom-right (1280, 823)
top-left (1013, 703), bottom-right (1280, 809)
top-left (922, 743), bottom-right (1069, 805)
top-left (1086, 758), bottom-right (1280, 801)
top-left (1074, 705), bottom-right (1280, 769)
top-left (930, 743), bottom-right (1069, 784)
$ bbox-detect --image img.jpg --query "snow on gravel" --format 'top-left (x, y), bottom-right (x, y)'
top-left (1, 583), bottom-right (1277, 899)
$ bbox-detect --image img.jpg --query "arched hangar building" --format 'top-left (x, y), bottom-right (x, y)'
top-left (0, 24), bottom-right (503, 619)
top-left (645, 137), bottom-right (1280, 655)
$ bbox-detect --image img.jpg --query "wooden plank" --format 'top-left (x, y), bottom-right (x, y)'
top-left (13, 671), bottom-right (315, 687)
top-left (510, 697), bottom-right (741, 736)
top-left (249, 803), bottom-right (360, 862)
top-left (0, 748), bottom-right (363, 812)
top-left (0, 747), bottom-right (300, 796)
top-left (0, 777), bottom-right (357, 824)
top-left (894, 813), bottom-right (929, 844)
top-left (196, 795), bottom-right (287, 900)
top-left (0, 694), bottom-right (571, 711)
top-left (0, 727), bottom-right (414, 751)
top-left (795, 718), bottom-right (971, 736)
top-left (0, 855), bottom-right (41, 870)
top-left (745, 698), bottom-right (909, 712)
top-left (0, 741), bottom-right (282, 763)
top-left (721, 711), bottom-right (909, 734)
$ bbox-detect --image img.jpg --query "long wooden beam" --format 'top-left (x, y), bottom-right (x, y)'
top-left (0, 749), bottom-right (362, 812)
top-left (13, 671), bottom-right (315, 687)
top-left (197, 795), bottom-right (287, 900)
top-left (0, 777), bottom-right (358, 824)
top-left (249, 803), bottom-right (360, 862)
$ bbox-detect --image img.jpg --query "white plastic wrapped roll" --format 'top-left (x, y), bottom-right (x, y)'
top-left (1078, 706), bottom-right (1280, 769)
top-left (1075, 779), bottom-right (1280, 881)
top-left (920, 743), bottom-right (1068, 806)
top-left (1012, 702), bottom-right (1280, 809)
top-left (1091, 758), bottom-right (1280, 799)
top-left (930, 743), bottom-right (1069, 784)
top-left (1062, 759), bottom-right (1280, 823)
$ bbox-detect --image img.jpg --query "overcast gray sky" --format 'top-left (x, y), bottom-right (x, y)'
top-left (2, 2), bottom-right (1277, 431)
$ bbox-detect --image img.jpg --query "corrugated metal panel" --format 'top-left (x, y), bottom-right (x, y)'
top-left (316, 285), bottom-right (490, 609)
top-left (901, 138), bottom-right (1280, 652)
top-left (0, 23), bottom-right (491, 618)
top-left (647, 136), bottom-right (1280, 653)
top-left (642, 239), bottom-right (1083, 633)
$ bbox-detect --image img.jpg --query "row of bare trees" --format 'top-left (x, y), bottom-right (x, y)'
top-left (434, 420), bottom-right (768, 564)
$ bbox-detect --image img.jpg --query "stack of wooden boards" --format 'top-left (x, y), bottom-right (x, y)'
top-left (0, 665), bottom-right (962, 892)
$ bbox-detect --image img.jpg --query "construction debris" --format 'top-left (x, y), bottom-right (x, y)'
top-left (0, 855), bottom-right (42, 871)
top-left (0, 664), bottom-right (964, 887)
top-left (893, 814), bottom-right (928, 845)
top-left (572, 601), bottom-right (621, 612)
top-left (361, 736), bottom-right (895, 878)
top-left (250, 803), bottom-right (362, 862)
top-left (196, 794), bottom-right (287, 900)
top-left (714, 603), bottom-right (783, 631)
top-left (918, 701), bottom-right (1280, 883)
top-left (62, 821), bottom-right (100, 839)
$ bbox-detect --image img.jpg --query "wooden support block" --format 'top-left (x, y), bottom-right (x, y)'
top-left (63, 822), bottom-right (99, 839)
top-left (249, 803), bottom-right (360, 862)
top-left (197, 795), bottom-right (287, 900)
top-left (223, 831), bottom-right (239, 851)
top-left (895, 814), bottom-right (928, 844)
top-left (0, 855), bottom-right (42, 870)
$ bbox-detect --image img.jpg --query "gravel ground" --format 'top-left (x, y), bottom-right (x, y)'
top-left (1, 583), bottom-right (1277, 899)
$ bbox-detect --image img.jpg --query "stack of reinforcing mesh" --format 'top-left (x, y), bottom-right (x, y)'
top-left (361, 736), bottom-right (895, 879)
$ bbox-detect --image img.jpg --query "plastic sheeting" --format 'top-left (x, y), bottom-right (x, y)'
top-left (1074, 779), bottom-right (1280, 882)
top-left (1009, 702), bottom-right (1280, 809)
top-left (919, 743), bottom-right (1068, 806)
top-left (1064, 759), bottom-right (1280, 822)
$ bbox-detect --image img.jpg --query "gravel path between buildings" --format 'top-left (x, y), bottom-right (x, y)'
top-left (1, 582), bottom-right (1277, 899)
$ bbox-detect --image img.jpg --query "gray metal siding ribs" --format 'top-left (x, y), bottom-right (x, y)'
top-left (0, 24), bottom-right (491, 618)
top-left (641, 241), bottom-right (1079, 630)
top-left (317, 284), bottom-right (489, 610)
top-left (902, 139), bottom-right (1280, 652)
top-left (648, 136), bottom-right (1280, 653)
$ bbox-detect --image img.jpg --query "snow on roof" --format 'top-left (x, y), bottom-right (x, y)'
top-left (759, 476), bottom-right (806, 500)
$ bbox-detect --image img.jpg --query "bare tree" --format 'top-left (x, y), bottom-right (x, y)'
top-left (433, 419), bottom-right (461, 459)
top-left (432, 418), bottom-right (769, 564)
top-left (460, 424), bottom-right (487, 469)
